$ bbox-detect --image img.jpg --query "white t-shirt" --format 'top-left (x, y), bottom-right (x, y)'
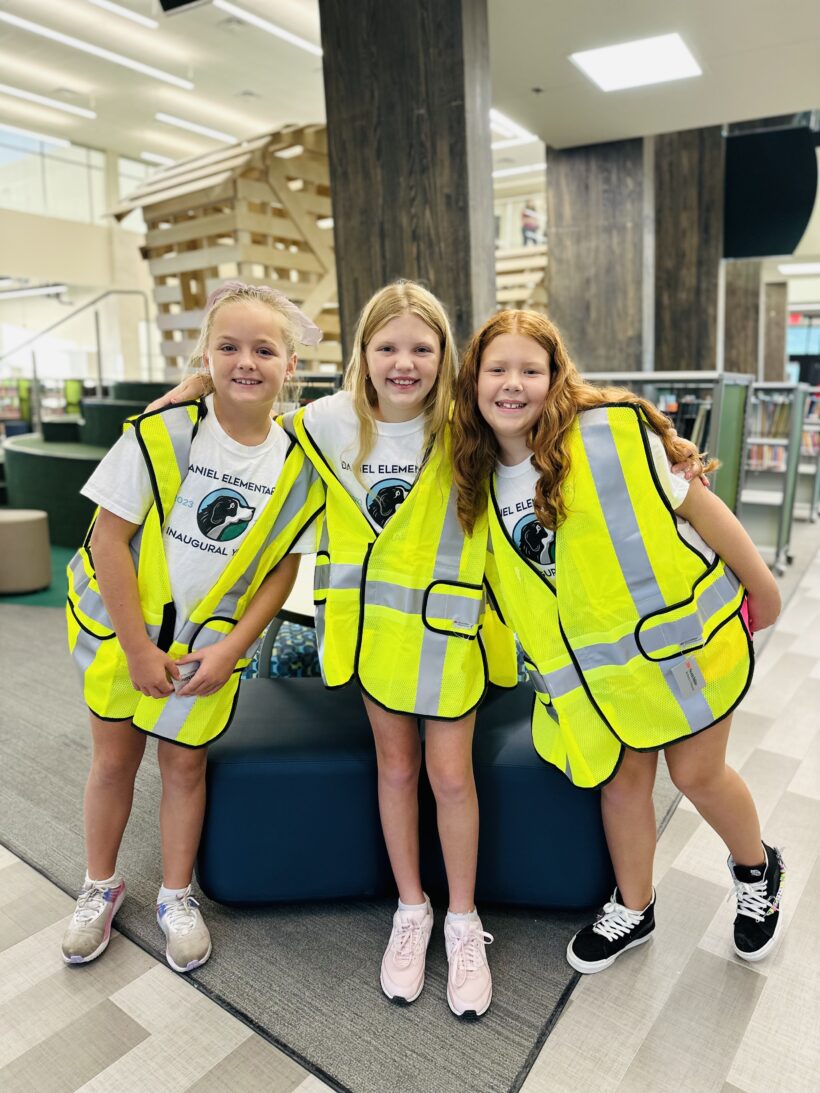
top-left (494, 430), bottom-right (713, 578)
top-left (298, 390), bottom-right (426, 532)
top-left (81, 396), bottom-right (316, 622)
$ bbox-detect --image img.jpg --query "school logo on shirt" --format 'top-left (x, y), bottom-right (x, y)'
top-left (366, 477), bottom-right (411, 528)
top-left (513, 513), bottom-right (555, 567)
top-left (196, 489), bottom-right (255, 542)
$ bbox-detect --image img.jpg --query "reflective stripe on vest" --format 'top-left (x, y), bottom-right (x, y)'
top-left (293, 408), bottom-right (515, 718)
top-left (67, 400), bottom-right (324, 746)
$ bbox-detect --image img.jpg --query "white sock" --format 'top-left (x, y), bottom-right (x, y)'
top-left (446, 907), bottom-right (479, 923)
top-left (85, 870), bottom-right (120, 889)
top-left (398, 894), bottom-right (429, 912)
top-left (157, 883), bottom-right (190, 905)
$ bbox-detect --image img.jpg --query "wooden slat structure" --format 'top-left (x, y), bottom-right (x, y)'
top-left (115, 125), bottom-right (341, 373)
top-left (117, 122), bottom-right (549, 375)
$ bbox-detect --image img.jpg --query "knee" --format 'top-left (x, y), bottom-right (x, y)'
top-left (603, 764), bottom-right (654, 811)
top-left (668, 761), bottom-right (723, 799)
top-left (377, 751), bottom-right (421, 793)
top-left (426, 757), bottom-right (475, 805)
top-left (159, 751), bottom-right (207, 793)
top-left (90, 750), bottom-right (140, 787)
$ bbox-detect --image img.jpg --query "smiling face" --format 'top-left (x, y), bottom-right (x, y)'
top-left (364, 312), bottom-right (441, 423)
top-left (477, 332), bottom-right (552, 464)
top-left (204, 300), bottom-right (296, 411)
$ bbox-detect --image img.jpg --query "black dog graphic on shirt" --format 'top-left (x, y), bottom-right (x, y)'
top-left (198, 494), bottom-right (255, 541)
top-left (518, 518), bottom-right (553, 566)
top-left (366, 479), bottom-right (411, 529)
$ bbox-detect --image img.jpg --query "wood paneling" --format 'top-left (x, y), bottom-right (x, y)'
top-left (318, 0), bottom-right (495, 352)
top-left (763, 281), bottom-right (788, 381)
top-left (654, 127), bottom-right (725, 370)
top-left (723, 259), bottom-right (762, 376)
top-left (545, 139), bottom-right (645, 371)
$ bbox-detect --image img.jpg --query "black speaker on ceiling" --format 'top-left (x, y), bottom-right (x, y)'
top-left (724, 127), bottom-right (818, 258)
top-left (158, 0), bottom-right (210, 13)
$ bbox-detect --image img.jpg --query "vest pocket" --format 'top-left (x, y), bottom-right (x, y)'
top-left (635, 565), bottom-right (744, 662)
top-left (422, 581), bottom-right (483, 639)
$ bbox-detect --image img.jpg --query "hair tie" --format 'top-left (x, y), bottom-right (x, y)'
top-left (205, 280), bottom-right (323, 346)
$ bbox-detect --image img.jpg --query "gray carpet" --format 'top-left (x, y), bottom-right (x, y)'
top-left (0, 603), bottom-right (678, 1093)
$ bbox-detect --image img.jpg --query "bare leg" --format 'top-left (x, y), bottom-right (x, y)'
top-left (157, 741), bottom-right (208, 889)
top-left (362, 694), bottom-right (424, 905)
top-left (665, 715), bottom-right (764, 865)
top-left (425, 713), bottom-right (479, 914)
top-left (84, 715), bottom-right (146, 879)
top-left (600, 749), bottom-right (658, 910)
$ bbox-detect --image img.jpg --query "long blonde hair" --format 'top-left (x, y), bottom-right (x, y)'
top-left (452, 309), bottom-right (715, 534)
top-left (343, 281), bottom-right (457, 480)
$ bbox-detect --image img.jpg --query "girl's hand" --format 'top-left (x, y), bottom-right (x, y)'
top-left (145, 373), bottom-right (207, 412)
top-left (127, 642), bottom-right (178, 698)
top-left (745, 580), bottom-right (782, 635)
top-left (175, 642), bottom-right (239, 698)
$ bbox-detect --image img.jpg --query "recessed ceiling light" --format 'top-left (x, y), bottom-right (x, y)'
top-left (213, 1), bottom-right (323, 57)
top-left (0, 11), bottom-right (193, 90)
top-left (0, 82), bottom-right (96, 119)
top-left (87, 1), bottom-right (158, 29)
top-left (569, 33), bottom-right (701, 92)
top-left (492, 162), bottom-right (546, 179)
top-left (0, 282), bottom-right (68, 299)
top-left (0, 121), bottom-right (70, 147)
top-left (778, 262), bottom-right (820, 276)
top-left (141, 151), bottom-right (175, 166)
top-left (155, 112), bottom-right (236, 143)
top-left (492, 136), bottom-right (539, 151)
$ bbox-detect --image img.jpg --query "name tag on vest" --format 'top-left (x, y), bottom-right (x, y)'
top-left (670, 656), bottom-right (706, 695)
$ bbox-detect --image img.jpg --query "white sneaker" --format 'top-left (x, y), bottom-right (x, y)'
top-left (380, 897), bottom-right (434, 1004)
top-left (156, 887), bottom-right (212, 973)
top-left (444, 914), bottom-right (493, 1019)
top-left (61, 878), bottom-right (126, 965)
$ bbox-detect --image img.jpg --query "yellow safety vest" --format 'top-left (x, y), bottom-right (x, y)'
top-left (291, 408), bottom-right (517, 718)
top-left (487, 403), bottom-right (753, 788)
top-left (66, 400), bottom-right (325, 747)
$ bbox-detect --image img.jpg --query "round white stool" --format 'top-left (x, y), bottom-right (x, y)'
top-left (0, 509), bottom-right (52, 594)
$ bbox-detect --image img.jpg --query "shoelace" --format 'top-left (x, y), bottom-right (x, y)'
top-left (390, 918), bottom-right (429, 967)
top-left (447, 928), bottom-right (494, 987)
top-left (592, 901), bottom-right (644, 942)
top-left (161, 893), bottom-right (200, 936)
top-left (732, 876), bottom-right (773, 922)
top-left (72, 884), bottom-right (108, 925)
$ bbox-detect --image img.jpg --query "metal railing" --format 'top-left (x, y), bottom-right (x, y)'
top-left (0, 289), bottom-right (153, 429)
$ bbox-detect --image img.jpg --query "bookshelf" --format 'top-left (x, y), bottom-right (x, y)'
top-left (581, 371), bottom-right (753, 513)
top-left (795, 385), bottom-right (820, 523)
top-left (739, 383), bottom-right (811, 572)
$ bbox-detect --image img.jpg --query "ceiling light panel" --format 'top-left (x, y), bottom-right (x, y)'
top-left (0, 82), bottom-right (96, 119)
top-left (570, 33), bottom-right (702, 93)
top-left (0, 283), bottom-right (68, 299)
top-left (778, 262), bottom-right (820, 276)
top-left (0, 121), bottom-right (70, 147)
top-left (213, 1), bottom-right (323, 57)
top-left (155, 112), bottom-right (236, 143)
top-left (141, 150), bottom-right (175, 165)
top-left (492, 162), bottom-right (546, 179)
top-left (87, 1), bottom-right (158, 29)
top-left (0, 11), bottom-right (193, 90)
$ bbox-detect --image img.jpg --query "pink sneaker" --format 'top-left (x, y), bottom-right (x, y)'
top-left (444, 915), bottom-right (494, 1019)
top-left (380, 898), bottom-right (434, 1004)
top-left (61, 878), bottom-right (126, 964)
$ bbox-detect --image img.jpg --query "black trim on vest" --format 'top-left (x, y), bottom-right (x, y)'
top-left (157, 601), bottom-right (177, 653)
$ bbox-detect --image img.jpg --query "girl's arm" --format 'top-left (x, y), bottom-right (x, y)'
top-left (90, 509), bottom-right (179, 696)
top-left (675, 481), bottom-right (781, 633)
top-left (145, 373), bottom-right (210, 412)
top-left (176, 553), bottom-right (301, 697)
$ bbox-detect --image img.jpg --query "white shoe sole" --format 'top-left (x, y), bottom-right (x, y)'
top-left (62, 885), bottom-right (126, 966)
top-left (566, 931), bottom-right (652, 974)
top-left (447, 984), bottom-right (491, 1020)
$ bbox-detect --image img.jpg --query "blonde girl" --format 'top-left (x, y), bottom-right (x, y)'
top-left (452, 309), bottom-right (785, 973)
top-left (62, 283), bottom-right (324, 973)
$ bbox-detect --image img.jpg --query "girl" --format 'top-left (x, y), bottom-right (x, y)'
top-left (152, 281), bottom-right (515, 1018)
top-left (62, 283), bottom-right (324, 973)
top-left (452, 309), bottom-right (785, 974)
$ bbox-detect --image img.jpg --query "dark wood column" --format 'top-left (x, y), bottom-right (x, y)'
top-left (762, 282), bottom-right (788, 380)
top-left (318, 0), bottom-right (495, 353)
top-left (723, 260), bottom-right (762, 374)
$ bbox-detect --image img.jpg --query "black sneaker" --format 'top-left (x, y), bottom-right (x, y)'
top-left (566, 889), bottom-right (655, 974)
top-left (729, 843), bottom-right (785, 962)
